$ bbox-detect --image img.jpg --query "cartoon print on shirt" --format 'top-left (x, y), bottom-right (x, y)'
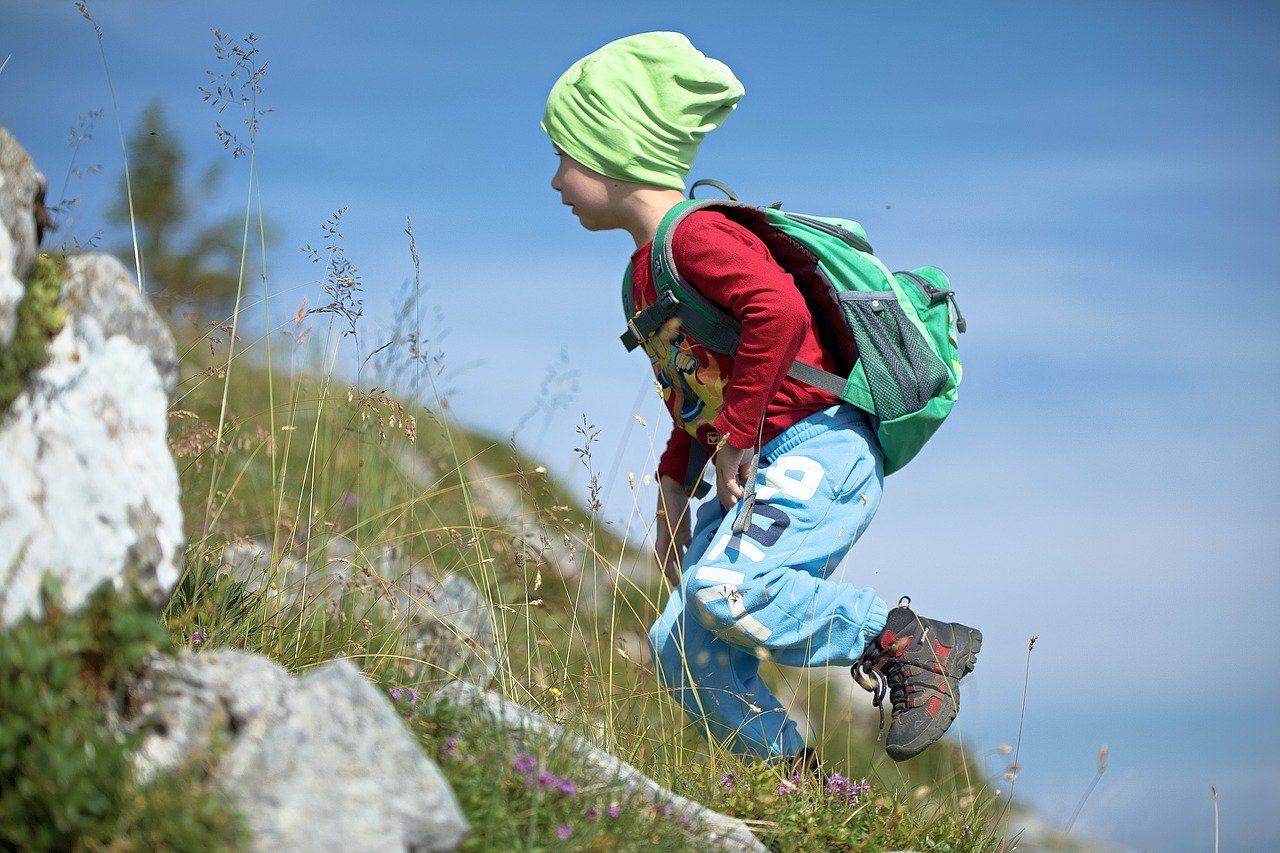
top-left (642, 323), bottom-right (728, 436)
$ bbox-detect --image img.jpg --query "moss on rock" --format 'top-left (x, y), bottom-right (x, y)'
top-left (0, 252), bottom-right (68, 416)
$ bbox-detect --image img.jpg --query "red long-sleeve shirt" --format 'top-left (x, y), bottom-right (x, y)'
top-left (627, 209), bottom-right (842, 486)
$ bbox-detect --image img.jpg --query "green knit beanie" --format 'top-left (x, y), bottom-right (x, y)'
top-left (542, 32), bottom-right (744, 191)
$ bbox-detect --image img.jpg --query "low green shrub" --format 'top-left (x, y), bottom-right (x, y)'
top-left (0, 581), bottom-right (244, 850)
top-left (0, 253), bottom-right (67, 417)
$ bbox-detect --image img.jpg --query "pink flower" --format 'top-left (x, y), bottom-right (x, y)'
top-left (513, 753), bottom-right (537, 775)
top-left (556, 825), bottom-right (571, 840)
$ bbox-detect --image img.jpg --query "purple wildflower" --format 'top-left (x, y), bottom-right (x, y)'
top-left (556, 825), bottom-right (571, 840)
top-left (823, 772), bottom-right (870, 806)
top-left (390, 687), bottom-right (404, 701)
top-left (826, 772), bottom-right (856, 802)
top-left (192, 629), bottom-right (209, 645)
top-left (441, 736), bottom-right (458, 758)
top-left (557, 778), bottom-right (578, 796)
top-left (679, 813), bottom-right (692, 827)
top-left (513, 752), bottom-right (537, 775)
top-left (607, 804), bottom-right (621, 820)
top-left (586, 805), bottom-right (600, 819)
top-left (538, 770), bottom-right (559, 789)
top-left (778, 778), bottom-right (799, 796)
top-left (720, 772), bottom-right (735, 793)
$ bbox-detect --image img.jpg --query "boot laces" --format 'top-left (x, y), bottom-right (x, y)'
top-left (853, 630), bottom-right (919, 741)
top-left (852, 598), bottom-right (923, 741)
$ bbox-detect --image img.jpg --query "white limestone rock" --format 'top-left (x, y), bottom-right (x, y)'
top-left (134, 649), bottom-right (470, 852)
top-left (0, 132), bottom-right (181, 624)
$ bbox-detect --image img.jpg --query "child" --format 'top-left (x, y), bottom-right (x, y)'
top-left (542, 32), bottom-right (980, 765)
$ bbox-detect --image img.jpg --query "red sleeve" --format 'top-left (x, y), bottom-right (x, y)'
top-left (672, 214), bottom-right (811, 449)
top-left (657, 425), bottom-right (692, 483)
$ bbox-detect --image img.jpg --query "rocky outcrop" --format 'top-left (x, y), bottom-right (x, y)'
top-left (133, 649), bottom-right (470, 852)
top-left (0, 127), bottom-right (182, 626)
top-left (220, 535), bottom-right (507, 689)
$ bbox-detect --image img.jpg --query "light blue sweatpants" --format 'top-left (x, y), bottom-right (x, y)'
top-left (647, 404), bottom-right (890, 758)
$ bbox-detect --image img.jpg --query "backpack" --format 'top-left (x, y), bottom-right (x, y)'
top-left (620, 181), bottom-right (965, 476)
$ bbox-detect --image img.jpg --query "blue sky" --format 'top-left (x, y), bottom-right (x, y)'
top-left (3, 2), bottom-right (1278, 848)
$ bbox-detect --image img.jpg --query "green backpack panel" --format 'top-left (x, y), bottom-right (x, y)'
top-left (621, 192), bottom-right (965, 475)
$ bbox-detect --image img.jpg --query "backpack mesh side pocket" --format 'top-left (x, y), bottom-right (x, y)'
top-left (839, 291), bottom-right (949, 421)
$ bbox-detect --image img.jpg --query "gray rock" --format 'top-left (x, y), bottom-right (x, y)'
top-left (431, 681), bottom-right (767, 853)
top-left (60, 253), bottom-right (179, 389)
top-left (0, 126), bottom-right (47, 346)
top-left (393, 566), bottom-right (506, 688)
top-left (0, 330), bottom-right (181, 623)
top-left (134, 649), bottom-right (469, 852)
top-left (220, 536), bottom-right (505, 690)
top-left (0, 132), bottom-right (182, 625)
top-left (133, 649), bottom-right (294, 778)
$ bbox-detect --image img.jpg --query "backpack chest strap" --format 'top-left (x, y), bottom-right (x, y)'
top-left (621, 290), bottom-right (680, 351)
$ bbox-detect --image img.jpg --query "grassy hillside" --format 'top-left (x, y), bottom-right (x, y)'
top-left (156, 315), bottom-right (1004, 851)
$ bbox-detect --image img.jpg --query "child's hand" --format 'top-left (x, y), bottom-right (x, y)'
top-left (714, 444), bottom-right (751, 511)
top-left (655, 475), bottom-right (691, 586)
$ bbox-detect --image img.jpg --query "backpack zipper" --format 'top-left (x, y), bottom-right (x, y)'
top-left (785, 213), bottom-right (875, 255)
top-left (897, 270), bottom-right (966, 334)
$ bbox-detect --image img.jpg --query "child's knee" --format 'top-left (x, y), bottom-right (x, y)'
top-left (685, 568), bottom-right (773, 647)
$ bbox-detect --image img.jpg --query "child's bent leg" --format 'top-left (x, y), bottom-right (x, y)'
top-left (686, 408), bottom-right (891, 669)
top-left (649, 407), bottom-right (892, 759)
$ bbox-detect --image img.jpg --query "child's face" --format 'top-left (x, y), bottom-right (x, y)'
top-left (550, 149), bottom-right (616, 231)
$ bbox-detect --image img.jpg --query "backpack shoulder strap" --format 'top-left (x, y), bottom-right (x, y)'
top-left (620, 199), bottom-right (750, 355)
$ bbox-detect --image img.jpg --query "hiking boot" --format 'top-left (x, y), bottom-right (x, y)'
top-left (852, 597), bottom-right (981, 761)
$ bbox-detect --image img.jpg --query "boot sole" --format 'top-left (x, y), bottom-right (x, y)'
top-left (949, 624), bottom-right (982, 680)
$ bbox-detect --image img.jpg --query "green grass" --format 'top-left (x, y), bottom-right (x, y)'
top-left (0, 583), bottom-right (244, 851)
